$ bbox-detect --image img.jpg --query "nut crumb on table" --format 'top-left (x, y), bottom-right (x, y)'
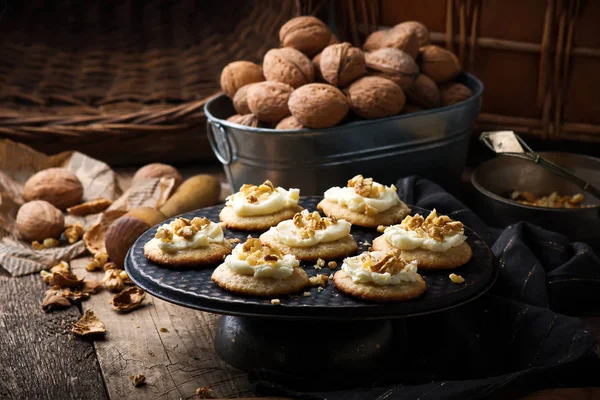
top-left (328, 261), bottom-right (337, 269)
top-left (129, 374), bottom-right (146, 387)
top-left (449, 273), bottom-right (465, 284)
top-left (303, 291), bottom-right (311, 297)
top-left (271, 298), bottom-right (281, 305)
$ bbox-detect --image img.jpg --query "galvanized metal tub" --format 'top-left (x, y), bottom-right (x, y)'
top-left (205, 73), bottom-right (483, 195)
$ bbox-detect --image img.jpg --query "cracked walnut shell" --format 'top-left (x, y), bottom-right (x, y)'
top-left (320, 42), bottom-right (366, 88)
top-left (16, 200), bottom-right (64, 242)
top-left (263, 47), bottom-right (314, 88)
top-left (288, 83), bottom-right (349, 128)
top-left (279, 16), bottom-right (332, 57)
top-left (404, 74), bottom-right (441, 109)
top-left (440, 82), bottom-right (473, 106)
top-left (247, 81), bottom-right (294, 122)
top-left (365, 48), bottom-right (419, 89)
top-left (419, 45), bottom-right (461, 83)
top-left (220, 61), bottom-right (264, 98)
top-left (23, 168), bottom-right (83, 210)
top-left (346, 76), bottom-right (406, 119)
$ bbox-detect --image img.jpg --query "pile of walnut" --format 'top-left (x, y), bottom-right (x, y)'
top-left (14, 163), bottom-right (221, 314)
top-left (221, 17), bottom-right (472, 130)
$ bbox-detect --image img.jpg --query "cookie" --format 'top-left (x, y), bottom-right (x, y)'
top-left (144, 239), bottom-right (232, 267)
top-left (372, 235), bottom-right (472, 269)
top-left (333, 270), bottom-right (427, 302)
top-left (317, 199), bottom-right (410, 228)
top-left (211, 264), bottom-right (309, 296)
top-left (219, 204), bottom-right (302, 231)
top-left (260, 230), bottom-right (358, 262)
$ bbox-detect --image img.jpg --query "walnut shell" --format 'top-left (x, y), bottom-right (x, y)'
top-left (363, 30), bottom-right (388, 52)
top-left (247, 81), bottom-right (294, 122)
top-left (105, 216), bottom-right (150, 268)
top-left (279, 16), bottom-right (332, 57)
top-left (275, 116), bottom-right (304, 130)
top-left (404, 74), bottom-right (441, 109)
top-left (132, 163), bottom-right (183, 189)
top-left (345, 76), bottom-right (406, 119)
top-left (16, 200), bottom-right (64, 241)
top-left (382, 30), bottom-right (419, 59)
top-left (320, 42), bottom-right (367, 88)
top-left (23, 168), bottom-right (83, 210)
top-left (263, 48), bottom-right (314, 88)
top-left (312, 52), bottom-right (324, 82)
top-left (227, 114), bottom-right (261, 127)
top-left (220, 61), bottom-right (264, 98)
top-left (390, 21), bottom-right (430, 47)
top-left (365, 48), bottom-right (419, 89)
top-left (440, 82), bottom-right (473, 106)
top-left (288, 84), bottom-right (349, 128)
top-left (419, 45), bottom-right (461, 83)
top-left (232, 83), bottom-right (258, 114)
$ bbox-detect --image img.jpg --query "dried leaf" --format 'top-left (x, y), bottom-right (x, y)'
top-left (50, 272), bottom-right (84, 288)
top-left (111, 287), bottom-right (146, 313)
top-left (72, 310), bottom-right (106, 337)
top-left (41, 292), bottom-right (72, 312)
top-left (81, 280), bottom-right (103, 294)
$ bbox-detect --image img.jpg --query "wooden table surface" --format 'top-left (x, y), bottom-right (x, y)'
top-left (0, 164), bottom-right (598, 400)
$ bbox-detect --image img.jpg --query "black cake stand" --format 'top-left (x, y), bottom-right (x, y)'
top-left (126, 197), bottom-right (498, 380)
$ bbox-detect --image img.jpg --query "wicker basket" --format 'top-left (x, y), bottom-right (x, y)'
top-left (0, 0), bottom-right (305, 164)
top-left (335, 0), bottom-right (600, 143)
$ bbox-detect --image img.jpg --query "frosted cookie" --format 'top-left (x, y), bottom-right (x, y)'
top-left (372, 209), bottom-right (472, 270)
top-left (220, 180), bottom-right (302, 231)
top-left (144, 217), bottom-right (232, 267)
top-left (333, 251), bottom-right (426, 302)
top-left (260, 209), bottom-right (357, 262)
top-left (317, 175), bottom-right (410, 228)
top-left (211, 238), bottom-right (309, 296)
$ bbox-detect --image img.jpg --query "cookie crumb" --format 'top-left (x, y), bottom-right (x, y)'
top-left (129, 374), bottom-right (146, 387)
top-left (159, 327), bottom-right (168, 332)
top-left (270, 299), bottom-right (281, 305)
top-left (228, 238), bottom-right (241, 244)
top-left (308, 274), bottom-right (329, 287)
top-left (449, 273), bottom-right (465, 284)
top-left (303, 291), bottom-right (311, 297)
top-left (376, 225), bottom-right (386, 233)
top-left (316, 258), bottom-right (326, 268)
top-left (327, 261), bottom-right (337, 269)
top-left (317, 286), bottom-right (324, 292)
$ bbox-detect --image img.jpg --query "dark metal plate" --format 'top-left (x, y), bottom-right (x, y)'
top-left (126, 197), bottom-right (497, 320)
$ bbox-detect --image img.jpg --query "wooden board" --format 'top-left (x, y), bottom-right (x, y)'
top-left (0, 273), bottom-right (107, 400)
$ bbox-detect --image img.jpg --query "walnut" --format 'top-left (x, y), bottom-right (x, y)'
top-left (439, 82), bottom-right (473, 106)
top-left (263, 47), bottom-right (314, 88)
top-left (390, 21), bottom-right (430, 47)
top-left (32, 241), bottom-right (45, 250)
top-left (155, 227), bottom-right (173, 240)
top-left (17, 200), bottom-right (64, 242)
top-left (22, 168), bottom-right (83, 210)
top-left (363, 30), bottom-right (388, 52)
top-left (226, 113), bottom-right (261, 127)
top-left (365, 48), bottom-right (419, 89)
top-left (232, 83), bottom-right (257, 115)
top-left (220, 61), bottom-right (264, 98)
top-left (103, 269), bottom-right (124, 292)
top-left (195, 386), bottom-right (215, 399)
top-left (299, 226), bottom-right (315, 239)
top-left (316, 258), bottom-right (326, 268)
top-left (382, 30), bottom-right (419, 59)
top-left (303, 291), bottom-right (311, 297)
top-left (132, 163), bottom-right (183, 189)
top-left (111, 287), bottom-right (146, 313)
top-left (346, 76), bottom-right (405, 119)
top-left (327, 261), bottom-right (337, 269)
top-left (64, 222), bottom-right (84, 244)
top-left (308, 274), bottom-right (329, 287)
top-left (270, 298), bottom-right (281, 305)
top-left (72, 310), bottom-right (105, 337)
top-left (288, 83), bottom-right (349, 128)
top-left (319, 42), bottom-right (366, 88)
top-left (419, 45), bottom-right (461, 83)
top-left (377, 225), bottom-right (386, 233)
top-left (279, 16), bottom-right (332, 57)
top-left (190, 217), bottom-right (210, 229)
top-left (449, 273), bottom-right (465, 284)
top-left (129, 374), bottom-right (146, 387)
top-left (348, 175), bottom-right (376, 197)
top-left (312, 52), bottom-right (324, 82)
top-left (67, 198), bottom-right (113, 216)
top-left (43, 238), bottom-right (60, 248)
top-left (247, 81), bottom-right (294, 122)
top-left (404, 74), bottom-right (441, 109)
top-left (275, 115), bottom-right (304, 130)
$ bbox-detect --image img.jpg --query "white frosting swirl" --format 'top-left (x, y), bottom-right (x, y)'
top-left (324, 183), bottom-right (400, 214)
top-left (226, 186), bottom-right (300, 217)
top-left (152, 220), bottom-right (224, 253)
top-left (383, 225), bottom-right (465, 252)
top-left (341, 251), bottom-right (420, 285)
top-left (224, 244), bottom-right (298, 279)
top-left (267, 217), bottom-right (351, 248)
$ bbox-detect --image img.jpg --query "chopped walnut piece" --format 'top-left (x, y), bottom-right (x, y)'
top-left (401, 210), bottom-right (463, 241)
top-left (111, 287), bottom-right (146, 313)
top-left (64, 222), bottom-right (84, 244)
top-left (327, 261), bottom-right (337, 269)
top-left (308, 274), bottom-right (329, 287)
top-left (43, 238), bottom-right (60, 248)
top-left (32, 241), bottom-right (44, 250)
top-left (119, 270), bottom-right (132, 285)
top-left (368, 253), bottom-right (408, 274)
top-left (303, 291), bottom-right (311, 297)
top-left (449, 273), bottom-right (465, 284)
top-left (155, 227), bottom-right (173, 241)
top-left (72, 310), bottom-right (106, 337)
top-left (179, 225), bottom-right (196, 239)
top-left (228, 238), bottom-right (241, 244)
top-left (316, 258), bottom-right (326, 268)
top-left (376, 225), bottom-right (386, 233)
top-left (510, 190), bottom-right (591, 208)
top-left (271, 298), bottom-right (281, 305)
top-left (195, 387), bottom-right (215, 399)
top-left (190, 217), bottom-right (210, 229)
top-left (318, 286), bottom-right (324, 292)
top-left (299, 226), bottom-right (315, 239)
top-left (103, 269), bottom-right (124, 292)
top-left (129, 374), bottom-right (146, 387)
top-left (87, 252), bottom-right (109, 272)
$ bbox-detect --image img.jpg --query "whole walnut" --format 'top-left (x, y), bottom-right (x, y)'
top-left (16, 200), bottom-right (64, 241)
top-left (312, 52), bottom-right (324, 82)
top-left (320, 43), bottom-right (366, 87)
top-left (404, 74), bottom-right (441, 109)
top-left (276, 116), bottom-right (304, 130)
top-left (247, 81), bottom-right (294, 122)
top-left (132, 163), bottom-right (183, 189)
top-left (23, 168), bottom-right (83, 210)
top-left (440, 82), bottom-right (473, 106)
top-left (346, 76), bottom-right (406, 119)
top-left (390, 21), bottom-right (430, 47)
top-left (382, 30), bottom-right (419, 59)
top-left (363, 30), bottom-right (388, 52)
top-left (288, 84), bottom-right (349, 128)
top-left (279, 16), bottom-right (332, 57)
top-left (419, 45), bottom-right (461, 83)
top-left (227, 114), bottom-right (261, 127)
top-left (232, 83), bottom-right (258, 115)
top-left (220, 61), bottom-right (264, 98)
top-left (365, 48), bottom-right (419, 89)
top-left (263, 48), bottom-right (314, 88)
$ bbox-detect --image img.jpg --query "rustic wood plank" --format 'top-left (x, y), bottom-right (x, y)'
top-left (71, 258), bottom-right (251, 399)
top-left (0, 274), bottom-right (108, 400)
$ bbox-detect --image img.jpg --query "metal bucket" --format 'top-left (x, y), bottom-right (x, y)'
top-left (206, 73), bottom-right (483, 195)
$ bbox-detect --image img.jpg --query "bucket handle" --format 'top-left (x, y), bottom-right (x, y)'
top-left (207, 120), bottom-right (234, 165)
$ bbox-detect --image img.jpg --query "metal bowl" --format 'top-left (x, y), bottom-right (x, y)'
top-left (471, 152), bottom-right (600, 246)
top-left (205, 73), bottom-right (483, 195)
